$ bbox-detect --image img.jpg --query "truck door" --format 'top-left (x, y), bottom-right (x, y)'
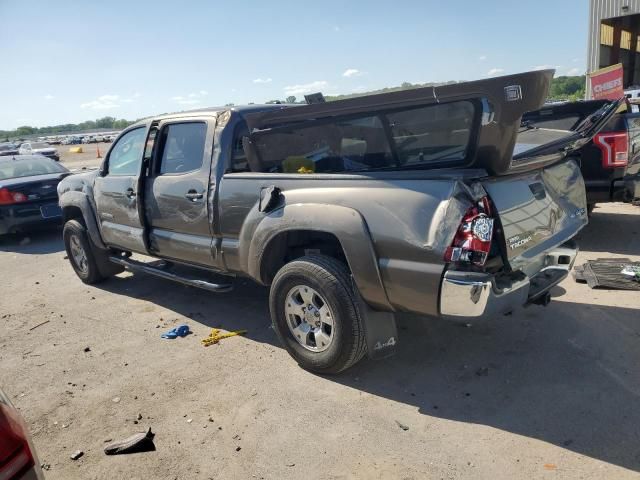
top-left (144, 118), bottom-right (218, 266)
top-left (94, 126), bottom-right (150, 253)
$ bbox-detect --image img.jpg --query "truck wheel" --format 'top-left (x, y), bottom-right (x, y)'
top-left (269, 255), bottom-right (367, 374)
top-left (63, 220), bottom-right (120, 284)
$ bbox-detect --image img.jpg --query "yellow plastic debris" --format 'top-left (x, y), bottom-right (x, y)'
top-left (201, 328), bottom-right (247, 347)
top-left (69, 147), bottom-right (83, 153)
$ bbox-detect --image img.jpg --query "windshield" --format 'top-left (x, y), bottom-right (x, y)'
top-left (250, 101), bottom-right (476, 173)
top-left (0, 144), bottom-right (16, 151)
top-left (0, 157), bottom-right (67, 180)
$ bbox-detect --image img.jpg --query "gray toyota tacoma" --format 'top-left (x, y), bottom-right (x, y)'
top-left (57, 70), bottom-right (621, 373)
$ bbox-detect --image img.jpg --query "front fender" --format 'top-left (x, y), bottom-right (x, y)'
top-left (244, 203), bottom-right (393, 311)
top-left (59, 190), bottom-right (106, 250)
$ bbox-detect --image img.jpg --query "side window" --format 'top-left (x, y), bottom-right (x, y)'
top-left (230, 123), bottom-right (250, 172)
top-left (387, 101), bottom-right (474, 165)
top-left (158, 122), bottom-right (207, 174)
top-left (107, 128), bottom-right (146, 176)
top-left (248, 100), bottom-right (475, 173)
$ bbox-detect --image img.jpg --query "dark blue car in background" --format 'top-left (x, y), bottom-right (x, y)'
top-left (0, 155), bottom-right (70, 235)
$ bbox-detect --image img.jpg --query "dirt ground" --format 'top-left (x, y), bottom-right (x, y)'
top-left (58, 142), bottom-right (108, 171)
top-left (1, 202), bottom-right (639, 480)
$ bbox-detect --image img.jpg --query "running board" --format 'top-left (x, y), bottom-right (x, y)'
top-left (109, 256), bottom-right (234, 293)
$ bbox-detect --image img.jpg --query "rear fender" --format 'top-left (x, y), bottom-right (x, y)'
top-left (245, 203), bottom-right (393, 312)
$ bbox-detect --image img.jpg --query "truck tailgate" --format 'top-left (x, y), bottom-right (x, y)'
top-left (481, 159), bottom-right (587, 270)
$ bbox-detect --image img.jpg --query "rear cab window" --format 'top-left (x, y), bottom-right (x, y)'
top-left (246, 100), bottom-right (476, 173)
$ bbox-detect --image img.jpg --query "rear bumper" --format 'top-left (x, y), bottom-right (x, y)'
top-left (0, 202), bottom-right (62, 235)
top-left (584, 178), bottom-right (625, 203)
top-left (439, 242), bottom-right (578, 321)
top-left (624, 175), bottom-right (640, 201)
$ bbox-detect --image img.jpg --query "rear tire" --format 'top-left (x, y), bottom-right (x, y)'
top-left (63, 220), bottom-right (121, 284)
top-left (269, 255), bottom-right (367, 374)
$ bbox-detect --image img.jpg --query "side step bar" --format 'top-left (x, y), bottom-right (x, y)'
top-left (109, 256), bottom-right (234, 293)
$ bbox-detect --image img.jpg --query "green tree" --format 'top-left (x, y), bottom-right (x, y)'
top-left (286, 96), bottom-right (296, 104)
top-left (15, 126), bottom-right (35, 136)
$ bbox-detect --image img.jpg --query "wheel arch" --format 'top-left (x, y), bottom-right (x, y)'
top-left (60, 191), bottom-right (106, 249)
top-left (246, 203), bottom-right (393, 311)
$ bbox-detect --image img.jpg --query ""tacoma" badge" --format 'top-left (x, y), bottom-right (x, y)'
top-left (508, 234), bottom-right (532, 250)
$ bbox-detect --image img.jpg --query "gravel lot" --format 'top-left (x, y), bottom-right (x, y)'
top-left (1, 202), bottom-right (639, 480)
top-left (58, 142), bottom-right (108, 171)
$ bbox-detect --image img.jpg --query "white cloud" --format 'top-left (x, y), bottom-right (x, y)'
top-left (170, 91), bottom-right (208, 106)
top-left (478, 55), bottom-right (487, 61)
top-left (486, 68), bottom-right (505, 76)
top-left (284, 80), bottom-right (328, 96)
top-left (532, 64), bottom-right (562, 71)
top-left (343, 68), bottom-right (361, 78)
top-left (43, 94), bottom-right (54, 100)
top-left (253, 77), bottom-right (273, 84)
top-left (572, 58), bottom-right (579, 63)
top-left (566, 67), bottom-right (582, 76)
top-left (120, 93), bottom-right (141, 103)
top-left (80, 94), bottom-right (120, 109)
top-left (176, 99), bottom-right (200, 105)
top-left (351, 85), bottom-right (367, 93)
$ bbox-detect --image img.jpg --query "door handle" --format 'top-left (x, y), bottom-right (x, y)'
top-left (125, 188), bottom-right (136, 199)
top-left (185, 190), bottom-right (204, 201)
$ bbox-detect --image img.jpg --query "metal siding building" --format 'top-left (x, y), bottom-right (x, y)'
top-left (588, 0), bottom-right (640, 93)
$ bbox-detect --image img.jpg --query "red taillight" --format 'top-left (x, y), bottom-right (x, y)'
top-left (0, 188), bottom-right (27, 206)
top-left (444, 197), bottom-right (495, 266)
top-left (594, 131), bottom-right (628, 168)
top-left (0, 403), bottom-right (34, 480)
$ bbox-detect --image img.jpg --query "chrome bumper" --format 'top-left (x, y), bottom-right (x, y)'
top-left (439, 242), bottom-right (578, 320)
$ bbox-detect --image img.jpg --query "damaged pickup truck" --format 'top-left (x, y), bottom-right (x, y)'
top-left (57, 70), bottom-right (622, 373)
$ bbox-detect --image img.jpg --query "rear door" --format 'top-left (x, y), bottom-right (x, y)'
top-left (143, 118), bottom-right (217, 266)
top-left (94, 126), bottom-right (149, 253)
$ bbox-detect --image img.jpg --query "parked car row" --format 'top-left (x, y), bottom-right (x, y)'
top-left (33, 133), bottom-right (119, 146)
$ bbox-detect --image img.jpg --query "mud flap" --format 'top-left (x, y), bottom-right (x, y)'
top-left (352, 277), bottom-right (398, 359)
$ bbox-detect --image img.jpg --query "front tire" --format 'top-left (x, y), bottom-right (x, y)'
top-left (63, 220), bottom-right (119, 284)
top-left (269, 255), bottom-right (367, 374)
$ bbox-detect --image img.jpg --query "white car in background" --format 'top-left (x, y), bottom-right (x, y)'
top-left (18, 142), bottom-right (60, 161)
top-left (93, 135), bottom-right (104, 142)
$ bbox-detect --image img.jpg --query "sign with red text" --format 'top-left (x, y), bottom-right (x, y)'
top-left (589, 63), bottom-right (624, 100)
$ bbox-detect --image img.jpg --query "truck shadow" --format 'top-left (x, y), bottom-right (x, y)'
top-left (96, 272), bottom-right (640, 472)
top-left (340, 299), bottom-right (640, 472)
top-left (576, 207), bottom-right (640, 256)
top-left (0, 228), bottom-right (64, 254)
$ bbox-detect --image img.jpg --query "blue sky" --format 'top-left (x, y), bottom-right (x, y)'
top-left (0, 0), bottom-right (588, 130)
